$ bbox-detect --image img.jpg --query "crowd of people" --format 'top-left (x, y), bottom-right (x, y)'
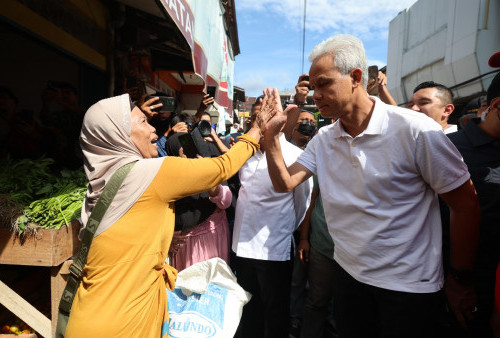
top-left (2, 33), bottom-right (499, 338)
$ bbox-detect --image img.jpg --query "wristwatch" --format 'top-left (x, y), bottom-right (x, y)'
top-left (448, 267), bottom-right (474, 285)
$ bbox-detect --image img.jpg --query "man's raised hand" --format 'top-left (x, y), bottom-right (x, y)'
top-left (259, 87), bottom-right (295, 138)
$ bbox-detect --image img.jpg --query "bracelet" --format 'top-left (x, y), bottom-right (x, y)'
top-left (293, 98), bottom-right (307, 107)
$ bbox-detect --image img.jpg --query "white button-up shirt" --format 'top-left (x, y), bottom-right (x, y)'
top-left (232, 134), bottom-right (312, 261)
top-left (297, 97), bottom-right (470, 293)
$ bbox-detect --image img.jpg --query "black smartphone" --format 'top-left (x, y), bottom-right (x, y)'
top-left (178, 133), bottom-right (199, 158)
top-left (301, 75), bottom-right (311, 90)
top-left (207, 86), bottom-right (217, 98)
top-left (146, 96), bottom-right (176, 113)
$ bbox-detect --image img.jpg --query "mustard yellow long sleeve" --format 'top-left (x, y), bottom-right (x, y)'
top-left (153, 135), bottom-right (259, 202)
top-left (65, 134), bottom-right (258, 338)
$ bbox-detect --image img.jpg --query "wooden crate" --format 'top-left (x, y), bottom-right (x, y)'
top-left (0, 221), bottom-right (80, 267)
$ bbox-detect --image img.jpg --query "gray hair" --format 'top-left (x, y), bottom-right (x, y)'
top-left (308, 34), bottom-right (368, 88)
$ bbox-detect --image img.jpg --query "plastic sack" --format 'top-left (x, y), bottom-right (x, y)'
top-left (162, 257), bottom-right (251, 338)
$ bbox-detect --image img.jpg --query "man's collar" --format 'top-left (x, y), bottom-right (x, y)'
top-left (444, 124), bottom-right (458, 134)
top-left (332, 96), bottom-right (387, 138)
top-left (464, 118), bottom-right (497, 147)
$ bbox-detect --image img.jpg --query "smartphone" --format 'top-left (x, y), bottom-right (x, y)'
top-left (146, 96), bottom-right (176, 113)
top-left (368, 66), bottom-right (378, 82)
top-left (367, 65), bottom-right (379, 95)
top-left (178, 133), bottom-right (199, 158)
top-left (300, 75), bottom-right (311, 90)
top-left (207, 86), bottom-right (217, 98)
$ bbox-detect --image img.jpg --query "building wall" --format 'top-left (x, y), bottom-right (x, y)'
top-left (387, 0), bottom-right (500, 105)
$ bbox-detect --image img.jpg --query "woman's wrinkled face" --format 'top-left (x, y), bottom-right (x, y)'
top-left (130, 106), bottom-right (158, 158)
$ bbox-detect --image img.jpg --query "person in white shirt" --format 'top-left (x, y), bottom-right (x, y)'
top-left (407, 81), bottom-right (458, 134)
top-left (259, 34), bottom-right (480, 338)
top-left (233, 102), bottom-right (312, 338)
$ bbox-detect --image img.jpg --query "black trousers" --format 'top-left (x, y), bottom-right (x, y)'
top-left (332, 260), bottom-right (442, 338)
top-left (234, 256), bottom-right (293, 338)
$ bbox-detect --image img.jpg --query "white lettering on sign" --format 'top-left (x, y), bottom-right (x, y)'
top-left (167, 0), bottom-right (193, 44)
top-left (169, 0), bottom-right (179, 20)
top-left (185, 12), bottom-right (192, 41)
top-left (178, 1), bottom-right (185, 26)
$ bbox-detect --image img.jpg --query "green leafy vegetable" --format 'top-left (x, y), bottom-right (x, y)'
top-left (0, 157), bottom-right (88, 234)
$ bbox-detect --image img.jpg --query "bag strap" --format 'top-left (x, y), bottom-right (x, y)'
top-left (58, 161), bottom-right (136, 315)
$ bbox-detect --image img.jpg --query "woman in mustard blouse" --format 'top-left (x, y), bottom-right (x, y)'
top-left (64, 94), bottom-right (262, 337)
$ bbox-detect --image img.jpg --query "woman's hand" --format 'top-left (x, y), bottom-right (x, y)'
top-left (208, 185), bottom-right (220, 197)
top-left (171, 122), bottom-right (188, 134)
top-left (199, 94), bottom-right (214, 111)
top-left (260, 87), bottom-right (293, 138)
top-left (203, 126), bottom-right (218, 143)
top-left (140, 96), bottom-right (161, 120)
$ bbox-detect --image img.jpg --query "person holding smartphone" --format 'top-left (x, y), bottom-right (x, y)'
top-left (195, 93), bottom-right (215, 123)
top-left (281, 75), bottom-right (313, 144)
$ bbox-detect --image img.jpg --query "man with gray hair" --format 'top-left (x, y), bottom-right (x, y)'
top-left (259, 34), bottom-right (481, 337)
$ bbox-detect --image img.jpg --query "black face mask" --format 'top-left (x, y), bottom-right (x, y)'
top-left (297, 121), bottom-right (316, 137)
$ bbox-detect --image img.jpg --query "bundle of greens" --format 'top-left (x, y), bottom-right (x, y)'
top-left (0, 157), bottom-right (88, 234)
top-left (16, 185), bottom-right (87, 233)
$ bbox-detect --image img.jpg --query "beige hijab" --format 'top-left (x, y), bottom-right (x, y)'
top-left (80, 94), bottom-right (163, 237)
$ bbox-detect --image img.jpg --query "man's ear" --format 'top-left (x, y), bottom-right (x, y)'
top-left (443, 103), bottom-right (455, 117)
top-left (350, 68), bottom-right (363, 87)
top-left (490, 97), bottom-right (500, 111)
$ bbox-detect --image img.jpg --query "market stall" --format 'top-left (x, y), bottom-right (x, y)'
top-left (0, 159), bottom-right (85, 337)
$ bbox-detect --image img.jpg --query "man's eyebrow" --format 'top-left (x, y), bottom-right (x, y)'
top-left (416, 98), bottom-right (432, 103)
top-left (314, 76), bottom-right (329, 84)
